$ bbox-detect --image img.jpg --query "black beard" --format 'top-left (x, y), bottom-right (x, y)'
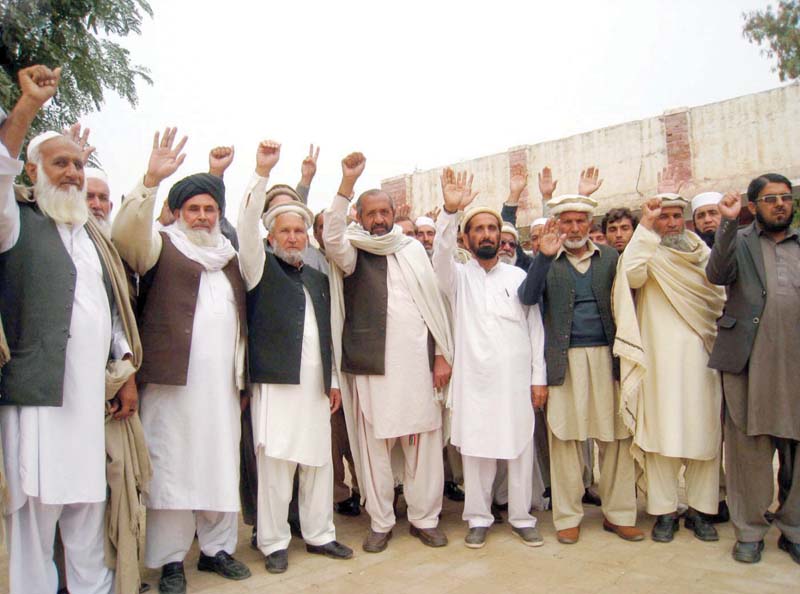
top-left (697, 230), bottom-right (716, 248)
top-left (756, 208), bottom-right (793, 233)
top-left (475, 245), bottom-right (498, 259)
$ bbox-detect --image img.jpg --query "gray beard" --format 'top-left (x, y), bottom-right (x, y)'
top-left (498, 252), bottom-right (517, 266)
top-left (176, 215), bottom-right (221, 248)
top-left (93, 215), bottom-right (112, 237)
top-left (273, 243), bottom-right (304, 266)
top-left (563, 235), bottom-right (588, 250)
top-left (34, 169), bottom-right (89, 227)
top-left (660, 232), bottom-right (693, 252)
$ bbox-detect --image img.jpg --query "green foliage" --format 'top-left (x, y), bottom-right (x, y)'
top-left (743, 1), bottom-right (800, 81)
top-left (0, 0), bottom-right (153, 140)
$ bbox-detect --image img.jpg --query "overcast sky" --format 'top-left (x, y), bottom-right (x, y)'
top-left (79, 0), bottom-right (786, 221)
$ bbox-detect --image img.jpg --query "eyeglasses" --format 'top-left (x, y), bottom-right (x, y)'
top-left (500, 240), bottom-right (517, 248)
top-left (758, 193), bottom-right (794, 204)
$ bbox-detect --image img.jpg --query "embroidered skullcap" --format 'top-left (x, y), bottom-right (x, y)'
top-left (460, 206), bottom-right (502, 234)
top-left (501, 222), bottom-right (519, 242)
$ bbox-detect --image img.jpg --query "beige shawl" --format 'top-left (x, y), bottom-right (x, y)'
top-left (612, 231), bottom-right (726, 485)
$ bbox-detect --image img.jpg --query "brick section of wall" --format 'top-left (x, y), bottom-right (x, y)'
top-left (663, 110), bottom-right (693, 183)
top-left (381, 176), bottom-right (408, 208)
top-left (508, 147), bottom-right (530, 211)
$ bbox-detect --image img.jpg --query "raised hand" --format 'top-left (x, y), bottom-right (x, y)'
top-left (338, 152), bottom-right (366, 197)
top-left (144, 127), bottom-right (188, 188)
top-left (538, 166), bottom-right (558, 200)
top-left (657, 165), bottom-right (685, 195)
top-left (63, 122), bottom-right (94, 165)
top-left (426, 206), bottom-right (441, 222)
top-left (208, 145), bottom-right (235, 177)
top-left (18, 65), bottom-right (62, 106)
top-left (578, 166), bottom-right (603, 196)
top-left (639, 197), bottom-right (663, 230)
top-left (718, 192), bottom-right (742, 221)
top-left (300, 144), bottom-right (320, 185)
top-left (441, 168), bottom-right (479, 213)
top-left (537, 217), bottom-right (564, 257)
top-left (395, 203), bottom-right (411, 218)
top-left (255, 140), bottom-right (281, 177)
top-left (508, 163), bottom-right (529, 205)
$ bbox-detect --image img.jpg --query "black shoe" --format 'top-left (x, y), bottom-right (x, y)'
top-left (158, 562), bottom-right (186, 594)
top-left (250, 527), bottom-right (258, 550)
top-left (684, 508), bottom-right (719, 542)
top-left (334, 493), bottom-right (361, 517)
top-left (197, 551), bottom-right (251, 581)
top-left (140, 584), bottom-right (151, 594)
top-left (732, 540), bottom-right (764, 564)
top-left (779, 534), bottom-right (800, 565)
top-left (706, 500), bottom-right (730, 524)
top-left (582, 488), bottom-right (602, 506)
top-left (651, 513), bottom-right (679, 543)
top-left (265, 549), bottom-right (289, 574)
top-left (542, 488), bottom-right (552, 511)
top-left (57, 590), bottom-right (69, 594)
top-left (444, 481), bottom-right (465, 502)
top-left (306, 540), bottom-right (354, 559)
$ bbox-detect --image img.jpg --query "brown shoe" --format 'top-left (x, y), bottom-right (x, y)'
top-left (556, 526), bottom-right (580, 544)
top-left (409, 525), bottom-right (448, 547)
top-left (362, 529), bottom-right (392, 553)
top-left (603, 519), bottom-right (644, 542)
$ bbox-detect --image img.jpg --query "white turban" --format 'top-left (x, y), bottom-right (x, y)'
top-left (501, 223), bottom-right (519, 242)
top-left (84, 167), bottom-right (109, 185)
top-left (262, 201), bottom-right (314, 231)
top-left (415, 216), bottom-right (435, 230)
top-left (691, 191), bottom-right (723, 214)
top-left (530, 217), bottom-right (549, 229)
top-left (547, 194), bottom-right (598, 217)
top-left (26, 131), bottom-right (63, 162)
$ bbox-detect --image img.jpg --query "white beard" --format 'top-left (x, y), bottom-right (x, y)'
top-left (176, 214), bottom-right (221, 248)
top-left (499, 252), bottom-right (517, 266)
top-left (273, 243), bottom-right (304, 266)
top-left (34, 167), bottom-right (89, 227)
top-left (660, 232), bottom-right (693, 252)
top-left (564, 235), bottom-right (589, 250)
top-left (93, 215), bottom-right (112, 237)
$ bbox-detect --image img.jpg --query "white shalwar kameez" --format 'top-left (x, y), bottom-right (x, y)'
top-left (433, 211), bottom-right (546, 529)
top-left (0, 145), bottom-right (127, 594)
top-left (141, 266), bottom-right (242, 567)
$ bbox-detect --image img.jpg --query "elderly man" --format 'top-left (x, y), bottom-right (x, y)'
top-left (601, 208), bottom-right (637, 253)
top-left (614, 193), bottom-right (727, 544)
top-left (415, 215), bottom-right (436, 257)
top-left (529, 217), bottom-right (548, 255)
top-left (433, 169), bottom-right (546, 548)
top-left (692, 191), bottom-right (723, 248)
top-left (237, 140), bottom-right (353, 573)
top-left (498, 223), bottom-right (519, 266)
top-left (112, 129), bottom-right (250, 593)
top-left (518, 195), bottom-right (642, 544)
top-left (84, 166), bottom-right (113, 234)
top-left (324, 152), bottom-right (454, 553)
top-left (0, 66), bottom-right (143, 594)
top-left (395, 215), bottom-right (416, 237)
top-left (707, 175), bottom-right (800, 565)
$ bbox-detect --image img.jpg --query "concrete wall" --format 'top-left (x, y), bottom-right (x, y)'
top-left (382, 83), bottom-right (800, 229)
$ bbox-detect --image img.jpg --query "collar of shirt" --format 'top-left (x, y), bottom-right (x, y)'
top-left (555, 239), bottom-right (600, 265)
top-left (754, 220), bottom-right (800, 243)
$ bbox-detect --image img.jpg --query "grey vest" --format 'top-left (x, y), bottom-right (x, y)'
top-left (542, 246), bottom-right (618, 385)
top-left (0, 203), bottom-right (112, 406)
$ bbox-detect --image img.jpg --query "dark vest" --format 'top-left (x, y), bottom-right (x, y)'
top-left (542, 245), bottom-right (618, 385)
top-left (0, 203), bottom-right (113, 406)
top-left (137, 232), bottom-right (246, 386)
top-left (247, 252), bottom-right (332, 391)
top-left (342, 251), bottom-right (389, 374)
top-left (567, 265), bottom-right (609, 347)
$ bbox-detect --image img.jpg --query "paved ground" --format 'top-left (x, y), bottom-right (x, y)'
top-left (4, 495), bottom-right (794, 594)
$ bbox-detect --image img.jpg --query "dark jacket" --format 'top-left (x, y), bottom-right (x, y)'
top-left (706, 219), bottom-right (798, 373)
top-left (247, 251), bottom-right (332, 392)
top-left (517, 245), bottom-right (619, 386)
top-left (501, 203), bottom-right (533, 272)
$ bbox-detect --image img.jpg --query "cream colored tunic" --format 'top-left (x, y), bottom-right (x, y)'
top-left (621, 225), bottom-right (721, 460)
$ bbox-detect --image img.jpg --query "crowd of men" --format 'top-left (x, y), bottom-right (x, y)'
top-left (0, 65), bottom-right (797, 594)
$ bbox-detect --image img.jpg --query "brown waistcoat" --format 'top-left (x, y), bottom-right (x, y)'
top-left (137, 232), bottom-right (246, 386)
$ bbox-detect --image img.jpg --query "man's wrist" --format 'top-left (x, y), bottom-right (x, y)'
top-left (255, 165), bottom-right (273, 178)
top-left (300, 175), bottom-right (314, 187)
top-left (338, 179), bottom-right (356, 198)
top-left (143, 173), bottom-right (160, 188)
top-left (442, 205), bottom-right (458, 215)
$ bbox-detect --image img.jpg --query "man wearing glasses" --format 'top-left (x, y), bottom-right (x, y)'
top-left (706, 173), bottom-right (800, 565)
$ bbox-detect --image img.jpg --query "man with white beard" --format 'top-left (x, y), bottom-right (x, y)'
top-left (498, 223), bottom-right (519, 266)
top-left (415, 216), bottom-right (436, 258)
top-left (0, 65), bottom-right (142, 594)
top-left (112, 128), bottom-right (251, 594)
top-left (84, 167), bottom-right (113, 235)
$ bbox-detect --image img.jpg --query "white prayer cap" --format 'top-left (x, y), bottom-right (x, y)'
top-left (530, 217), bottom-right (548, 229)
top-left (415, 216), bottom-right (435, 230)
top-left (691, 191), bottom-right (723, 214)
top-left (547, 194), bottom-right (598, 217)
top-left (84, 167), bottom-right (109, 185)
top-left (654, 193), bottom-right (690, 210)
top-left (501, 223), bottom-right (519, 241)
top-left (460, 206), bottom-right (502, 234)
top-left (262, 201), bottom-right (314, 231)
top-left (26, 131), bottom-right (63, 162)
